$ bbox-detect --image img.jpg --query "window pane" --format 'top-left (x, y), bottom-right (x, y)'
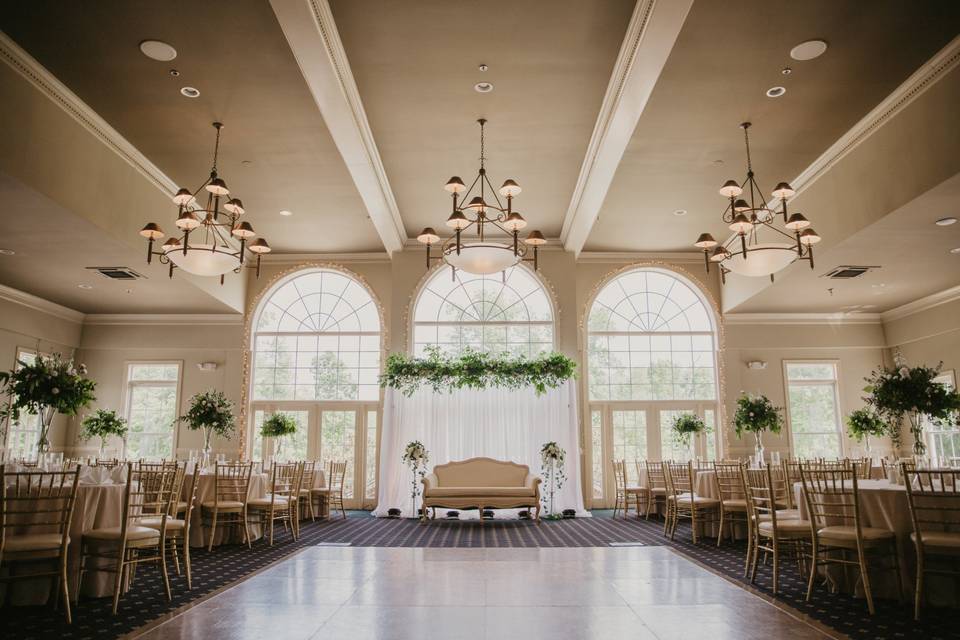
top-left (704, 409), bottom-right (717, 461)
top-left (365, 410), bottom-right (378, 500)
top-left (129, 364), bottom-right (179, 381)
top-left (786, 363), bottom-right (836, 381)
top-left (787, 381), bottom-right (841, 459)
top-left (126, 381), bottom-right (177, 460)
top-left (612, 410), bottom-right (647, 468)
top-left (591, 410), bottom-right (603, 500)
top-left (660, 410), bottom-right (693, 462)
top-left (321, 411), bottom-right (356, 499)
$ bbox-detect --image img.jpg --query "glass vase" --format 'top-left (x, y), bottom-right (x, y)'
top-left (36, 405), bottom-right (55, 456)
top-left (202, 427), bottom-right (213, 469)
top-left (754, 432), bottom-right (764, 467)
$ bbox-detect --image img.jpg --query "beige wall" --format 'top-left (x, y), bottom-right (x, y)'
top-left (0, 294), bottom-right (83, 451)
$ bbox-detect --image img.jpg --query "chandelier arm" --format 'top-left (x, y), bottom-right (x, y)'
top-left (481, 172), bottom-right (507, 211)
top-left (760, 221), bottom-right (798, 242)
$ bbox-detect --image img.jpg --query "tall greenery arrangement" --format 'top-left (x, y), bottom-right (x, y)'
top-left (260, 412), bottom-right (297, 458)
top-left (381, 346), bottom-right (576, 396)
top-left (0, 353), bottom-right (96, 453)
top-left (402, 441), bottom-right (429, 517)
top-left (863, 363), bottom-right (960, 455)
top-left (671, 413), bottom-right (706, 446)
top-left (80, 409), bottom-right (128, 453)
top-left (177, 389), bottom-right (235, 453)
top-left (732, 393), bottom-right (784, 438)
top-left (845, 408), bottom-right (889, 442)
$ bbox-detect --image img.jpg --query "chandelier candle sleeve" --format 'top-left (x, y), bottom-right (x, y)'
top-left (139, 122), bottom-right (271, 282)
top-left (694, 122), bottom-right (821, 280)
top-left (417, 119), bottom-right (546, 276)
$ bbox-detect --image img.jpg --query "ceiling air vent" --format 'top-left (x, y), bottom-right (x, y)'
top-left (86, 267), bottom-right (146, 281)
top-left (821, 265), bottom-right (879, 280)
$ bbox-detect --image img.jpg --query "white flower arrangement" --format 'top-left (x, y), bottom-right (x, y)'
top-left (540, 441), bottom-right (567, 518)
top-left (402, 440), bottom-right (430, 515)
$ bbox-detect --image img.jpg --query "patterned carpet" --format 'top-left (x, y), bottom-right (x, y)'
top-left (2, 512), bottom-right (958, 639)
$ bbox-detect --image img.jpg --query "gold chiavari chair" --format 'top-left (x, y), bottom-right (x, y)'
top-left (201, 461), bottom-right (253, 551)
top-left (299, 460), bottom-right (317, 521)
top-left (79, 465), bottom-right (177, 614)
top-left (663, 461), bottom-right (720, 544)
top-left (854, 457), bottom-right (873, 480)
top-left (248, 461), bottom-right (304, 545)
top-left (142, 463), bottom-right (200, 589)
top-left (799, 463), bottom-right (902, 614)
top-left (713, 461), bottom-right (748, 546)
top-left (611, 460), bottom-right (649, 519)
top-left (94, 458), bottom-right (121, 468)
top-left (743, 465), bottom-right (811, 594)
top-left (313, 461), bottom-right (348, 520)
top-left (0, 465), bottom-right (80, 623)
top-left (644, 460), bottom-right (668, 522)
top-left (902, 465), bottom-right (960, 619)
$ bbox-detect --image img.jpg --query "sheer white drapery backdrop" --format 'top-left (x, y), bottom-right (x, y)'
top-left (373, 380), bottom-right (588, 518)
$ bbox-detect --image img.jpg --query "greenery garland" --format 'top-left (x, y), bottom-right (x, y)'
top-left (671, 413), bottom-right (706, 446)
top-left (733, 393), bottom-right (783, 438)
top-left (380, 346), bottom-right (577, 396)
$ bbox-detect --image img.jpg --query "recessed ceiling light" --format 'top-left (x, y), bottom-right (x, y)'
top-left (672, 209), bottom-right (687, 217)
top-left (766, 86), bottom-right (787, 98)
top-left (781, 66), bottom-right (793, 76)
top-left (77, 284), bottom-right (93, 290)
top-left (951, 247), bottom-right (960, 254)
top-left (478, 64), bottom-right (489, 72)
top-left (139, 40), bottom-right (177, 62)
top-left (0, 248), bottom-right (15, 256)
top-left (241, 160), bottom-right (253, 166)
top-left (169, 68), bottom-right (180, 77)
top-left (180, 86), bottom-right (200, 98)
top-left (474, 82), bottom-right (493, 93)
top-left (279, 209), bottom-right (293, 216)
top-left (935, 217), bottom-right (957, 226)
top-left (790, 39), bottom-right (828, 61)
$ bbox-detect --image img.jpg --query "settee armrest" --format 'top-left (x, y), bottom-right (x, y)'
top-left (525, 473), bottom-right (542, 492)
top-left (422, 473), bottom-right (438, 492)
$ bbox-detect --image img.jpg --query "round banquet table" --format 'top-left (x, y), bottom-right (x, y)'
top-left (794, 479), bottom-right (960, 606)
top-left (2, 482), bottom-right (129, 605)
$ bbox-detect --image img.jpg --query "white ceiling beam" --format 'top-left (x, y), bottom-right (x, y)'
top-left (559, 0), bottom-right (693, 256)
top-left (270, 0), bottom-right (406, 255)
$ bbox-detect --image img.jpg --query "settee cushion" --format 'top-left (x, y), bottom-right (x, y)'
top-left (425, 486), bottom-right (536, 498)
top-left (434, 458), bottom-right (529, 488)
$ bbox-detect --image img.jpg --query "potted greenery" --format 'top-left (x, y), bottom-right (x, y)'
top-left (864, 363), bottom-right (960, 456)
top-left (672, 413), bottom-right (706, 457)
top-left (176, 389), bottom-right (235, 465)
top-left (733, 393), bottom-right (783, 462)
top-left (540, 441), bottom-right (567, 519)
top-left (845, 408), bottom-right (888, 457)
top-left (260, 412), bottom-right (297, 460)
top-left (0, 353), bottom-right (96, 455)
top-left (80, 409), bottom-right (128, 456)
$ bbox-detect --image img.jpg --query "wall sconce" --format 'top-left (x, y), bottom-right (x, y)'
top-left (745, 360), bottom-right (768, 370)
top-left (197, 362), bottom-right (218, 371)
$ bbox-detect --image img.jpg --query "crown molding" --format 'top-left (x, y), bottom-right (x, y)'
top-left (83, 314), bottom-right (243, 326)
top-left (560, 0), bottom-right (693, 256)
top-left (577, 251), bottom-right (703, 264)
top-left (0, 32), bottom-right (181, 198)
top-left (260, 252), bottom-right (391, 265)
top-left (0, 284), bottom-right (85, 324)
top-left (723, 312), bottom-right (882, 326)
top-left (881, 284), bottom-right (960, 324)
top-left (270, 0), bottom-right (405, 254)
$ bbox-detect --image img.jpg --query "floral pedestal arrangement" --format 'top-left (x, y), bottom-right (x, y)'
top-left (540, 442), bottom-right (567, 520)
top-left (178, 390), bottom-right (236, 470)
top-left (733, 393), bottom-right (783, 466)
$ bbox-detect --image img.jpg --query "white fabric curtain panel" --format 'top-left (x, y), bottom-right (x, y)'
top-left (373, 380), bottom-right (588, 518)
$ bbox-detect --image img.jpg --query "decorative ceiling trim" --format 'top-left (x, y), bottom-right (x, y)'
top-left (260, 251), bottom-right (391, 264)
top-left (577, 251), bottom-right (703, 264)
top-left (777, 35), bottom-right (960, 209)
top-left (723, 312), bottom-right (882, 326)
top-left (559, 0), bottom-right (694, 256)
top-left (0, 32), bottom-right (180, 198)
top-left (0, 284), bottom-right (85, 324)
top-left (83, 314), bottom-right (243, 326)
top-left (269, 0), bottom-right (405, 255)
top-left (880, 283), bottom-right (960, 324)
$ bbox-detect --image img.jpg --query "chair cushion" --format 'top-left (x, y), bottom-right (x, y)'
top-left (667, 493), bottom-right (719, 506)
top-left (758, 519), bottom-right (812, 536)
top-left (625, 486), bottom-right (648, 494)
top-left (139, 517), bottom-right (186, 531)
top-left (311, 487), bottom-right (332, 494)
top-left (912, 530), bottom-right (960, 550)
top-left (756, 509), bottom-right (800, 522)
top-left (175, 501), bottom-right (190, 513)
top-left (202, 500), bottom-right (244, 510)
top-left (84, 526), bottom-right (161, 542)
top-left (817, 525), bottom-right (895, 542)
top-left (4, 533), bottom-right (67, 552)
top-left (426, 486), bottom-right (535, 498)
top-left (721, 499), bottom-right (748, 511)
top-left (248, 496), bottom-right (291, 507)
top-left (648, 487), bottom-right (667, 495)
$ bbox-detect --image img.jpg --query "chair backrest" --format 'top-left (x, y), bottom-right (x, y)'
top-left (301, 460), bottom-right (316, 491)
top-left (165, 463), bottom-right (186, 516)
top-left (268, 462), bottom-right (303, 502)
top-left (181, 463), bottom-right (201, 526)
top-left (121, 465), bottom-right (177, 540)
top-left (0, 466), bottom-right (80, 561)
top-left (663, 461), bottom-right (693, 499)
top-left (713, 461), bottom-right (744, 505)
top-left (213, 461), bottom-right (254, 504)
top-left (95, 458), bottom-right (120, 468)
top-left (902, 465), bottom-right (960, 546)
top-left (853, 457), bottom-right (872, 480)
top-left (743, 466), bottom-right (780, 528)
top-left (327, 461), bottom-right (347, 495)
top-left (645, 460), bottom-right (666, 490)
top-left (612, 460), bottom-right (627, 493)
top-left (798, 464), bottom-right (861, 533)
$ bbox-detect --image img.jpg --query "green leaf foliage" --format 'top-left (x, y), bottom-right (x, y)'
top-left (0, 353), bottom-right (96, 423)
top-left (260, 412), bottom-right (298, 438)
top-left (733, 393), bottom-right (783, 438)
top-left (176, 389), bottom-right (236, 438)
top-left (80, 409), bottom-right (128, 441)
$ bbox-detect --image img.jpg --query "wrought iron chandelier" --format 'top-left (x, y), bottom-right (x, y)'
top-left (138, 122), bottom-right (271, 283)
top-left (416, 119), bottom-right (546, 276)
top-left (693, 122), bottom-right (821, 283)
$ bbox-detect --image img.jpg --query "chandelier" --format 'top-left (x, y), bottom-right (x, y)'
top-left (416, 119), bottom-right (546, 276)
top-left (693, 122), bottom-right (821, 283)
top-left (138, 122), bottom-right (271, 282)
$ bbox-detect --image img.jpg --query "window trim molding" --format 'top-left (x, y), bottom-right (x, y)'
top-left (782, 359), bottom-right (844, 459)
top-left (121, 360), bottom-right (183, 460)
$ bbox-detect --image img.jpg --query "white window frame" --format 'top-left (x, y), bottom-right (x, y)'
top-left (925, 370), bottom-right (958, 464)
top-left (122, 361), bottom-right (183, 460)
top-left (783, 360), bottom-right (844, 459)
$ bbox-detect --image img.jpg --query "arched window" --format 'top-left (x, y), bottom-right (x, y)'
top-left (586, 267), bottom-right (720, 506)
top-left (252, 268), bottom-right (381, 402)
top-left (412, 266), bottom-right (554, 356)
